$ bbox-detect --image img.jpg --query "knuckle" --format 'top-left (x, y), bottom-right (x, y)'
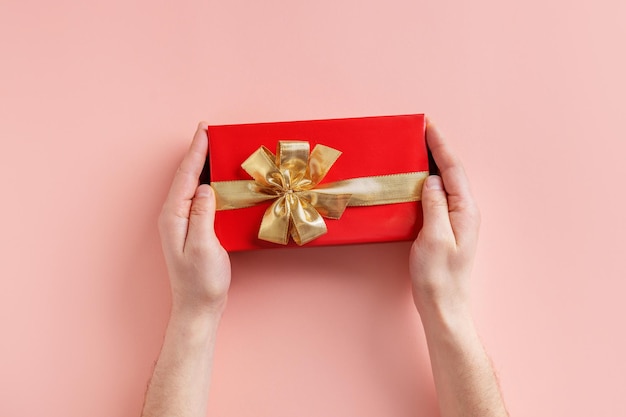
top-left (166, 200), bottom-right (192, 219)
top-left (450, 163), bottom-right (466, 176)
top-left (189, 202), bottom-right (209, 217)
top-left (426, 196), bottom-right (448, 210)
top-left (159, 201), bottom-right (192, 232)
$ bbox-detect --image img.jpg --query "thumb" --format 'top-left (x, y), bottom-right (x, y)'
top-left (419, 175), bottom-right (453, 238)
top-left (186, 184), bottom-right (218, 247)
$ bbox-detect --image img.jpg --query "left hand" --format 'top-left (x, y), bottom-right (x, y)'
top-left (158, 122), bottom-right (231, 317)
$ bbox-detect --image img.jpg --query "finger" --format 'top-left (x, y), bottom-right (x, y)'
top-left (418, 175), bottom-right (454, 242)
top-left (426, 121), bottom-right (480, 245)
top-left (184, 184), bottom-right (218, 254)
top-left (425, 121), bottom-right (474, 209)
top-left (160, 122), bottom-right (209, 252)
top-left (165, 122), bottom-right (210, 207)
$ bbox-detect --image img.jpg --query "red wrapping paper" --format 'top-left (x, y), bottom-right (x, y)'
top-left (202, 114), bottom-right (429, 251)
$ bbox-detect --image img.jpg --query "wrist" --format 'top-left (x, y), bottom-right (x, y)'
top-left (171, 294), bottom-right (228, 319)
top-left (168, 302), bottom-right (225, 340)
top-left (415, 297), bottom-right (475, 337)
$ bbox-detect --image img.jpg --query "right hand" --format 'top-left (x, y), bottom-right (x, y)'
top-left (409, 122), bottom-right (481, 318)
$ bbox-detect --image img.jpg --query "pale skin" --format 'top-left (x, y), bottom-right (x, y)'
top-left (141, 121), bottom-right (509, 417)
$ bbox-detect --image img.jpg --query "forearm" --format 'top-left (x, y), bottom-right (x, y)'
top-left (419, 304), bottom-right (508, 417)
top-left (142, 308), bottom-right (223, 417)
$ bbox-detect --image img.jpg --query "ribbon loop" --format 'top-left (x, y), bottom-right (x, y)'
top-left (305, 144), bottom-right (342, 188)
top-left (277, 141), bottom-right (310, 189)
top-left (289, 194), bottom-right (327, 245)
top-left (240, 146), bottom-right (283, 192)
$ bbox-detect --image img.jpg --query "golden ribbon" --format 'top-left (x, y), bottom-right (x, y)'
top-left (212, 141), bottom-right (428, 245)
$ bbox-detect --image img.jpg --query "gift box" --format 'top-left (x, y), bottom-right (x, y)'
top-left (200, 114), bottom-right (431, 251)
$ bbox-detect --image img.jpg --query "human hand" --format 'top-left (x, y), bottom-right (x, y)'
top-left (409, 122), bottom-right (481, 318)
top-left (158, 123), bottom-right (231, 317)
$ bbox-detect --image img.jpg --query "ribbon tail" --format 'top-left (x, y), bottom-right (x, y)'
top-left (212, 180), bottom-right (278, 210)
top-left (258, 196), bottom-right (291, 245)
top-left (298, 190), bottom-right (352, 219)
top-left (289, 194), bottom-right (328, 245)
top-left (315, 172), bottom-right (429, 206)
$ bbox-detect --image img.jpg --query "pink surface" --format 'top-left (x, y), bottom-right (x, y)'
top-left (1, 1), bottom-right (624, 416)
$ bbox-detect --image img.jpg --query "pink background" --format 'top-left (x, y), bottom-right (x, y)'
top-left (1, 1), bottom-right (624, 416)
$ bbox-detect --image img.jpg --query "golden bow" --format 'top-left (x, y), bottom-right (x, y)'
top-left (212, 141), bottom-right (428, 245)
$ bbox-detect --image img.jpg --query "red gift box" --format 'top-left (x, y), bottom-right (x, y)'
top-left (202, 114), bottom-right (430, 251)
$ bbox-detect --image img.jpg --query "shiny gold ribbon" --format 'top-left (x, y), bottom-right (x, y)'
top-left (212, 141), bottom-right (428, 245)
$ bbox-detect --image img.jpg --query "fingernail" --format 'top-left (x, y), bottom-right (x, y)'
top-left (196, 184), bottom-right (212, 197)
top-left (426, 175), bottom-right (444, 190)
